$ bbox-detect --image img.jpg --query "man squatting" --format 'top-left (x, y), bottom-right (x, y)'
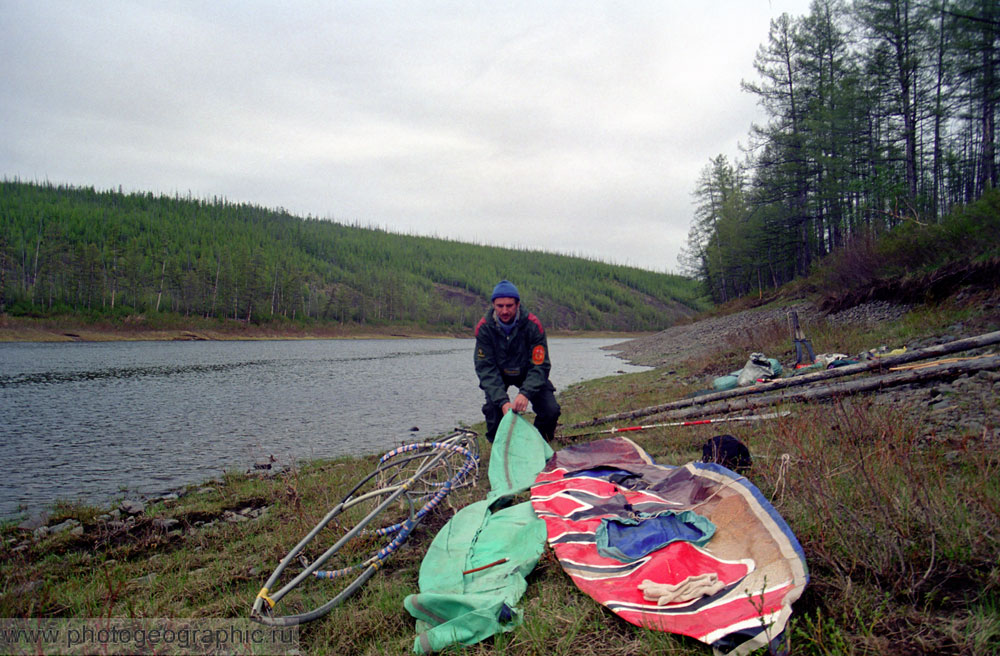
top-left (474, 280), bottom-right (561, 442)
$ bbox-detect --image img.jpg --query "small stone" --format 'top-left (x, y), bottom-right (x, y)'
top-left (153, 518), bottom-right (180, 531)
top-left (17, 512), bottom-right (49, 532)
top-left (49, 519), bottom-right (81, 534)
top-left (12, 580), bottom-right (43, 595)
top-left (121, 499), bottom-right (146, 515)
top-left (240, 506), bottom-right (269, 519)
top-left (130, 573), bottom-right (157, 586)
top-left (960, 421), bottom-right (984, 435)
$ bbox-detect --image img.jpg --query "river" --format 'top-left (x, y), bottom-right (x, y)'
top-left (0, 337), bottom-right (645, 518)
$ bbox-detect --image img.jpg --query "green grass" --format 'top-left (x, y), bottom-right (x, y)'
top-left (2, 298), bottom-right (998, 655)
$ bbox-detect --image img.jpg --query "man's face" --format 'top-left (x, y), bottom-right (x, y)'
top-left (493, 297), bottom-right (519, 323)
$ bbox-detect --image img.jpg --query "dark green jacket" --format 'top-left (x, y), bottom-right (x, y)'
top-left (474, 306), bottom-right (552, 407)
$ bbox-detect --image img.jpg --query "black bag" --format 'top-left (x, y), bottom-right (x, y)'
top-left (702, 434), bottom-right (752, 474)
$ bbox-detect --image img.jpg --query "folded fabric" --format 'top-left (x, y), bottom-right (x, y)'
top-left (639, 573), bottom-right (728, 605)
top-left (595, 510), bottom-right (716, 562)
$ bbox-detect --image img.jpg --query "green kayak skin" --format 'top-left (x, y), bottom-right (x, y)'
top-left (404, 412), bottom-right (553, 653)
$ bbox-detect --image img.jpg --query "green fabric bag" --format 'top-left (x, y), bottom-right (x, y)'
top-left (404, 412), bottom-right (553, 653)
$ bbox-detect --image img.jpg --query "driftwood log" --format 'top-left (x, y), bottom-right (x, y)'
top-left (568, 329), bottom-right (1000, 429)
top-left (644, 354), bottom-right (1000, 422)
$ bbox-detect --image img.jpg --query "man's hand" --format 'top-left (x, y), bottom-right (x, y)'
top-left (501, 396), bottom-right (527, 415)
top-left (503, 393), bottom-right (529, 414)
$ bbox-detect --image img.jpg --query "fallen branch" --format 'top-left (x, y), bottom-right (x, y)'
top-left (570, 330), bottom-right (1000, 429)
top-left (645, 354), bottom-right (1000, 422)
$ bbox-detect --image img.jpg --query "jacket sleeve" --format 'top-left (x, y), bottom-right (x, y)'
top-left (518, 318), bottom-right (551, 398)
top-left (474, 327), bottom-right (509, 407)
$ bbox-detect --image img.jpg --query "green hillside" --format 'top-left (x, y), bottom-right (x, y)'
top-left (0, 181), bottom-right (707, 332)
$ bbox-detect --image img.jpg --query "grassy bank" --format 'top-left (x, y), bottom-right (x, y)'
top-left (2, 298), bottom-right (998, 655)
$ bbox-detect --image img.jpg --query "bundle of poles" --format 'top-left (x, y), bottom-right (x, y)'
top-left (561, 411), bottom-right (791, 440)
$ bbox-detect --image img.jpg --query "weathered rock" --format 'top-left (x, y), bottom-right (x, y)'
top-left (120, 499), bottom-right (145, 515)
top-left (49, 519), bottom-right (81, 535)
top-left (153, 518), bottom-right (180, 531)
top-left (17, 512), bottom-right (49, 532)
top-left (130, 573), bottom-right (157, 586)
top-left (12, 580), bottom-right (43, 595)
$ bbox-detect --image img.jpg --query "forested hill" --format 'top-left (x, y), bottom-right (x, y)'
top-left (0, 181), bottom-right (707, 332)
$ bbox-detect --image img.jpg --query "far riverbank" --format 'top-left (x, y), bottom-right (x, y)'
top-left (0, 315), bottom-right (649, 343)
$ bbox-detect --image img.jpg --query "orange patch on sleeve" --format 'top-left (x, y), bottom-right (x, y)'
top-left (531, 345), bottom-right (546, 365)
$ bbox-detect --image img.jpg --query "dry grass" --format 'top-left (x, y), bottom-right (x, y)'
top-left (2, 300), bottom-right (999, 655)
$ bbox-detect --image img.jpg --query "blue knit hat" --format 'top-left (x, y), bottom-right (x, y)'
top-left (491, 280), bottom-right (520, 301)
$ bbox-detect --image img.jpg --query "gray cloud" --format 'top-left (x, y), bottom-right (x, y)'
top-left (1, 0), bottom-right (811, 272)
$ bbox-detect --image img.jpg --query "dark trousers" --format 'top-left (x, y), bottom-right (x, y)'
top-left (482, 380), bottom-right (561, 442)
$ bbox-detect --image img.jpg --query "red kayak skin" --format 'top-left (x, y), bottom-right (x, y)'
top-left (530, 437), bottom-right (808, 655)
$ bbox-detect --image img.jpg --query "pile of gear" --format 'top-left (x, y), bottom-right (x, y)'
top-left (712, 352), bottom-right (784, 390)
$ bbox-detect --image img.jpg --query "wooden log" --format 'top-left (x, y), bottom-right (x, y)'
top-left (648, 354), bottom-right (1000, 421)
top-left (568, 329), bottom-right (1000, 429)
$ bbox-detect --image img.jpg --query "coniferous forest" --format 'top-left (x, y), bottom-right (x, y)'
top-left (681, 0), bottom-right (999, 302)
top-left (0, 181), bottom-right (706, 333)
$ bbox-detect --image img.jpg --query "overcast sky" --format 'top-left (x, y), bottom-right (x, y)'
top-left (1, 0), bottom-right (812, 273)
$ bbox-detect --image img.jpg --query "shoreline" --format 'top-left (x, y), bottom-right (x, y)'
top-left (0, 316), bottom-right (649, 343)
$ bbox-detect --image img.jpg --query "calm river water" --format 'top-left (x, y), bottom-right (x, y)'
top-left (0, 338), bottom-right (645, 518)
